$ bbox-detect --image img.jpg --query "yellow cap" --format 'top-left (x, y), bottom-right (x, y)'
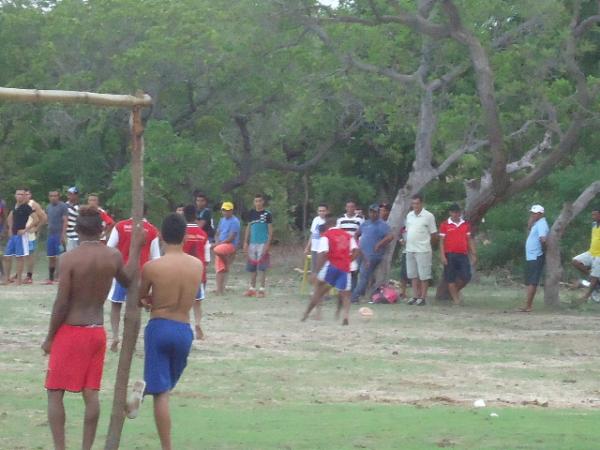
top-left (221, 201), bottom-right (234, 211)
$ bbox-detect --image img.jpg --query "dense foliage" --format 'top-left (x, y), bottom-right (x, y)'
top-left (0, 0), bottom-right (598, 274)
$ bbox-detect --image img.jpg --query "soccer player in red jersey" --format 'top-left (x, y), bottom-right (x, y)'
top-left (182, 205), bottom-right (210, 339)
top-left (106, 204), bottom-right (161, 352)
top-left (301, 215), bottom-right (359, 325)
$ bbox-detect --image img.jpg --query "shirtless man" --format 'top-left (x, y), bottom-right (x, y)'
top-left (131, 213), bottom-right (203, 450)
top-left (24, 188), bottom-right (47, 283)
top-left (42, 206), bottom-right (144, 450)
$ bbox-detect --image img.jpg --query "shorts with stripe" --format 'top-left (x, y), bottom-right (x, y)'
top-left (318, 262), bottom-right (351, 291)
top-left (4, 235), bottom-right (29, 257)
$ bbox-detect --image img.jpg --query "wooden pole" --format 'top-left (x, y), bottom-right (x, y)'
top-left (0, 87), bottom-right (152, 108)
top-left (104, 104), bottom-right (146, 450)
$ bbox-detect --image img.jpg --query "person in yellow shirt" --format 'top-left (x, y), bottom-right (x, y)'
top-left (572, 206), bottom-right (600, 302)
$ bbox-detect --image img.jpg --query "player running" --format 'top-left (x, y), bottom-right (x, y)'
top-left (301, 215), bottom-right (359, 326)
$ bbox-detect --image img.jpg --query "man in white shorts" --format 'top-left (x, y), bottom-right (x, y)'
top-left (405, 194), bottom-right (437, 306)
top-left (572, 206), bottom-right (600, 303)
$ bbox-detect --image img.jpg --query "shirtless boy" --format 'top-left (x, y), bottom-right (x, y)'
top-left (134, 213), bottom-right (203, 450)
top-left (42, 206), bottom-right (143, 450)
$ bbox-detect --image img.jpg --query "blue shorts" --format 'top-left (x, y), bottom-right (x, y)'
top-left (4, 235), bottom-right (29, 257)
top-left (144, 318), bottom-right (193, 395)
top-left (47, 234), bottom-right (63, 257)
top-left (196, 283), bottom-right (205, 301)
top-left (317, 262), bottom-right (351, 291)
top-left (29, 239), bottom-right (37, 252)
top-left (110, 281), bottom-right (128, 303)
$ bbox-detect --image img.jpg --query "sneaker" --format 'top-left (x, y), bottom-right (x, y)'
top-left (256, 290), bottom-right (266, 298)
top-left (415, 298), bottom-right (426, 306)
top-left (243, 289), bottom-right (257, 297)
top-left (407, 297), bottom-right (418, 305)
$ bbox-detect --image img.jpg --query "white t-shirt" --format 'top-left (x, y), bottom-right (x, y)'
top-left (309, 216), bottom-right (326, 252)
top-left (405, 209), bottom-right (437, 253)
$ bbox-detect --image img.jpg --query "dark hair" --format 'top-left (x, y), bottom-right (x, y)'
top-left (176, 203), bottom-right (185, 208)
top-left (318, 203), bottom-right (329, 209)
top-left (254, 193), bottom-right (265, 200)
top-left (195, 192), bottom-right (208, 201)
top-left (75, 206), bottom-right (103, 237)
top-left (161, 213), bottom-right (187, 245)
top-left (448, 203), bottom-right (461, 212)
top-left (183, 204), bottom-right (197, 222)
top-left (379, 203), bottom-right (391, 211)
top-left (346, 200), bottom-right (356, 205)
top-left (411, 193), bottom-right (423, 202)
top-left (592, 205), bottom-right (600, 213)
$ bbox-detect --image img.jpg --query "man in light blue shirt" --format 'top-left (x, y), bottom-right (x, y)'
top-left (520, 204), bottom-right (550, 312)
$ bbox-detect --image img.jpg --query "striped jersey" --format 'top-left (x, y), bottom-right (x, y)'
top-left (66, 202), bottom-right (79, 239)
top-left (336, 214), bottom-right (364, 237)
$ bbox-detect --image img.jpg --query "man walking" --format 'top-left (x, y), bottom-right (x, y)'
top-left (351, 204), bottom-right (394, 303)
top-left (519, 204), bottom-right (549, 312)
top-left (243, 194), bottom-right (273, 298)
top-left (213, 201), bottom-right (240, 296)
top-left (44, 191), bottom-right (69, 285)
top-left (571, 206), bottom-right (600, 303)
top-left (65, 187), bottom-right (80, 251)
top-left (42, 206), bottom-right (143, 450)
top-left (405, 194), bottom-right (437, 306)
top-left (439, 204), bottom-right (477, 306)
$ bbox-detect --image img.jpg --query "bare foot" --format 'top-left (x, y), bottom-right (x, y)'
top-left (126, 380), bottom-right (146, 419)
top-left (195, 325), bottom-right (205, 340)
top-left (110, 340), bottom-right (120, 353)
top-left (517, 307), bottom-right (532, 313)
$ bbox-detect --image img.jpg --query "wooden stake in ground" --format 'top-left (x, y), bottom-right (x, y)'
top-left (104, 105), bottom-right (146, 450)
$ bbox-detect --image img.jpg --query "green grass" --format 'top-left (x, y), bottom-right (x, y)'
top-left (2, 253), bottom-right (600, 449)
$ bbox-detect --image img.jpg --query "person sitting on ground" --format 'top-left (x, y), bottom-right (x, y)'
top-left (351, 204), bottom-right (394, 304)
top-left (302, 215), bottom-right (359, 325)
top-left (439, 203), bottom-right (477, 306)
top-left (182, 204), bottom-right (210, 339)
top-left (213, 201), bottom-right (240, 295)
top-left (42, 206), bottom-right (143, 450)
top-left (243, 194), bottom-right (273, 298)
top-left (127, 213), bottom-right (203, 450)
top-left (571, 205), bottom-right (600, 304)
top-left (519, 204), bottom-right (549, 312)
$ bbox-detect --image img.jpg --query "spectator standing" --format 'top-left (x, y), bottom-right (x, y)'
top-left (305, 204), bottom-right (329, 278)
top-left (44, 191), bottom-right (69, 284)
top-left (405, 194), bottom-right (437, 306)
top-left (213, 201), bottom-right (241, 295)
top-left (65, 187), bottom-right (80, 251)
top-left (243, 194), bottom-right (273, 298)
top-left (519, 204), bottom-right (549, 312)
top-left (337, 201), bottom-right (364, 290)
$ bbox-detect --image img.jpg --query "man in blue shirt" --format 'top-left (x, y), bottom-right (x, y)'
top-left (520, 204), bottom-right (550, 312)
top-left (351, 204), bottom-right (394, 303)
top-left (213, 201), bottom-right (241, 295)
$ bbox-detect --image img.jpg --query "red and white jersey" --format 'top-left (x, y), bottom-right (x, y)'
top-left (183, 223), bottom-right (210, 263)
top-left (107, 218), bottom-right (160, 267)
top-left (318, 227), bottom-right (357, 272)
top-left (98, 207), bottom-right (115, 241)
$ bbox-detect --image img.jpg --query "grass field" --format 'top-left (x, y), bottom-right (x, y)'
top-left (2, 249), bottom-right (600, 449)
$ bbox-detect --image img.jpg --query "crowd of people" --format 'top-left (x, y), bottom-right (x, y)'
top-left (0, 186), bottom-right (598, 450)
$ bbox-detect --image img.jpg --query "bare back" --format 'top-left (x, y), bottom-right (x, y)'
top-left (141, 251), bottom-right (203, 324)
top-left (58, 242), bottom-right (125, 326)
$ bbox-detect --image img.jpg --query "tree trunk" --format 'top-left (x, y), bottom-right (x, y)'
top-left (104, 106), bottom-right (146, 450)
top-left (544, 181), bottom-right (600, 306)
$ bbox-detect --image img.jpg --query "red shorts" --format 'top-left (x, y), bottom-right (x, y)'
top-left (213, 243), bottom-right (236, 273)
top-left (45, 324), bottom-right (107, 392)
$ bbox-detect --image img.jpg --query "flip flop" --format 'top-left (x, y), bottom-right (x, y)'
top-left (517, 308), bottom-right (532, 313)
top-left (126, 380), bottom-right (146, 419)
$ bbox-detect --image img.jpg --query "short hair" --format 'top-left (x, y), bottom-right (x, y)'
top-left (318, 203), bottom-right (329, 209)
top-left (592, 205), bottom-right (600, 213)
top-left (411, 193), bottom-right (423, 202)
top-left (161, 213), bottom-right (187, 245)
top-left (183, 204), bottom-right (197, 222)
top-left (449, 203), bottom-right (461, 212)
top-left (23, 188), bottom-right (31, 193)
top-left (48, 190), bottom-right (59, 195)
top-left (346, 200), bottom-right (356, 205)
top-left (176, 203), bottom-right (185, 208)
top-left (75, 206), bottom-right (103, 237)
top-left (195, 192), bottom-right (208, 201)
top-left (254, 193), bottom-right (265, 200)
top-left (88, 193), bottom-right (99, 199)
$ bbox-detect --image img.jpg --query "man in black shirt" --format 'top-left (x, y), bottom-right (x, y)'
top-left (195, 193), bottom-right (215, 242)
top-left (2, 189), bottom-right (36, 285)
